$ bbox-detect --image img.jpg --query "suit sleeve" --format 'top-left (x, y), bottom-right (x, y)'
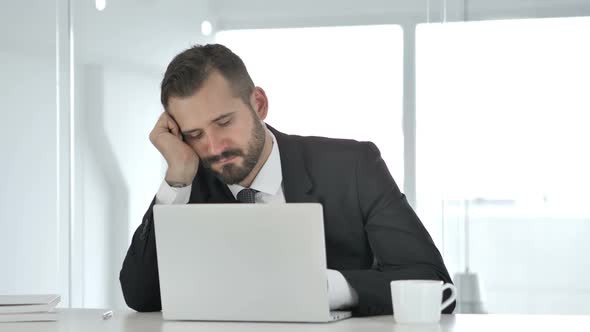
top-left (119, 197), bottom-right (162, 312)
top-left (339, 142), bottom-right (456, 317)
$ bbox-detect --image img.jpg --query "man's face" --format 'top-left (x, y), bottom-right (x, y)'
top-left (167, 71), bottom-right (267, 184)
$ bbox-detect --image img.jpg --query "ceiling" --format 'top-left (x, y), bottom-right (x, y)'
top-left (2, 0), bottom-right (589, 70)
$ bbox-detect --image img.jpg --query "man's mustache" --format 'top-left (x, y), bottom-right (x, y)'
top-left (202, 149), bottom-right (244, 166)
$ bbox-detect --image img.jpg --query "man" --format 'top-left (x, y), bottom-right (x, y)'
top-left (120, 44), bottom-right (454, 317)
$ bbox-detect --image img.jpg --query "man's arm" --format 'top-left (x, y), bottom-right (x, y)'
top-left (339, 142), bottom-right (455, 317)
top-left (119, 180), bottom-right (191, 312)
top-left (120, 111), bottom-right (198, 311)
top-left (119, 196), bottom-right (161, 312)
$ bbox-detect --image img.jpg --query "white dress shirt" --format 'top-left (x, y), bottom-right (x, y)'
top-left (155, 129), bottom-right (358, 310)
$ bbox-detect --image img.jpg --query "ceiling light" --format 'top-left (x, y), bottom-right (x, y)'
top-left (201, 20), bottom-right (213, 36)
top-left (95, 0), bottom-right (106, 11)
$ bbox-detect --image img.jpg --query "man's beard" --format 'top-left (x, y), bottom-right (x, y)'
top-left (201, 114), bottom-right (266, 185)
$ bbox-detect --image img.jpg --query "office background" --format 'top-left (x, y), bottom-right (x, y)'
top-left (1, 0), bottom-right (589, 314)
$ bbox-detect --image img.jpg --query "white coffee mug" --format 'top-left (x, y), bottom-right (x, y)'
top-left (390, 280), bottom-right (457, 324)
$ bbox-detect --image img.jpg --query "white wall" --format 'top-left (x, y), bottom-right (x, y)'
top-left (0, 50), bottom-right (58, 294)
top-left (73, 63), bottom-right (163, 309)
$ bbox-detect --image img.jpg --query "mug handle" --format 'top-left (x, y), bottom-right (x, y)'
top-left (441, 283), bottom-right (457, 311)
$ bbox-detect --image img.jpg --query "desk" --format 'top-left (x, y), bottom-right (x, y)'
top-left (3, 309), bottom-right (590, 331)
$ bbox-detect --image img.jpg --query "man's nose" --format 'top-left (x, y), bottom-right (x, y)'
top-left (206, 132), bottom-right (225, 156)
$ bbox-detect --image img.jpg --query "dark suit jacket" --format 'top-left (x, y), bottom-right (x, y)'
top-left (120, 125), bottom-right (455, 316)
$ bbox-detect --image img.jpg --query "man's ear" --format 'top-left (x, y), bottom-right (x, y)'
top-left (251, 87), bottom-right (269, 121)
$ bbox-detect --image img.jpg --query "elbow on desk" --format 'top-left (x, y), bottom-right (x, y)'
top-left (119, 269), bottom-right (162, 312)
top-left (123, 295), bottom-right (162, 313)
top-left (120, 282), bottom-right (162, 312)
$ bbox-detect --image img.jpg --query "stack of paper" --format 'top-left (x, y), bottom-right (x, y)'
top-left (0, 294), bottom-right (60, 322)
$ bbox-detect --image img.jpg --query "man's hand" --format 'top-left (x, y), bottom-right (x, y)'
top-left (149, 112), bottom-right (199, 187)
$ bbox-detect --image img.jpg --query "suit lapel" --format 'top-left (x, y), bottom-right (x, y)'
top-left (209, 183), bottom-right (238, 203)
top-left (199, 167), bottom-right (238, 203)
top-left (269, 125), bottom-right (319, 204)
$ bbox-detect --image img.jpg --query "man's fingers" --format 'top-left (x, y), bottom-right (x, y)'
top-left (168, 119), bottom-right (182, 140)
top-left (154, 113), bottom-right (182, 139)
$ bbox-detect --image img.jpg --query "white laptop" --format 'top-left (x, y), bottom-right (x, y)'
top-left (153, 203), bottom-right (352, 322)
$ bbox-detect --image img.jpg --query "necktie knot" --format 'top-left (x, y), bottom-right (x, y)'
top-left (237, 188), bottom-right (257, 203)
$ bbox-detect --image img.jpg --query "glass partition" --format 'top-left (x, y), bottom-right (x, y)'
top-left (0, 1), bottom-right (62, 298)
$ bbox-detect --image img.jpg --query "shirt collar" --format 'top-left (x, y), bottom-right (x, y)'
top-left (228, 129), bottom-right (283, 199)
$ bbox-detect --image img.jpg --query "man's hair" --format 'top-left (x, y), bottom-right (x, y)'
top-left (160, 44), bottom-right (255, 109)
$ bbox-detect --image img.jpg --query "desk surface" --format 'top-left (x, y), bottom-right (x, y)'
top-left (2, 309), bottom-right (590, 332)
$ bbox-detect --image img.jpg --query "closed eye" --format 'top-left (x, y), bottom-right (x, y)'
top-left (184, 131), bottom-right (203, 141)
top-left (218, 118), bottom-right (232, 127)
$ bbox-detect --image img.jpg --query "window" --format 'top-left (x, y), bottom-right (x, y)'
top-left (217, 25), bottom-right (405, 187)
top-left (417, 17), bottom-right (590, 314)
